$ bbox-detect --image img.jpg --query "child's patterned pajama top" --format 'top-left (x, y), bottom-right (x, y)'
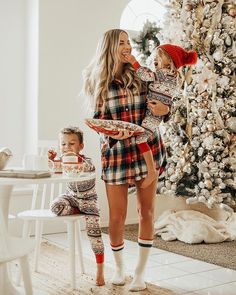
top-left (51, 156), bottom-right (104, 264)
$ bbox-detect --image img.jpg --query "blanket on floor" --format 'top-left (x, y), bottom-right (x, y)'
top-left (154, 209), bottom-right (236, 244)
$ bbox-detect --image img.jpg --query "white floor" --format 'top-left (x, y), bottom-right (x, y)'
top-left (43, 231), bottom-right (236, 295)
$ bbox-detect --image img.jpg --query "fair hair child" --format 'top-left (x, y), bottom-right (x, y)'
top-left (124, 44), bottom-right (198, 188)
top-left (48, 126), bottom-right (105, 286)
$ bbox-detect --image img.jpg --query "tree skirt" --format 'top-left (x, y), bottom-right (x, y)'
top-left (102, 224), bottom-right (236, 271)
top-left (11, 241), bottom-right (177, 295)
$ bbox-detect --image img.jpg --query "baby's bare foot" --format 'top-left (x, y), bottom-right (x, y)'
top-left (141, 170), bottom-right (158, 188)
top-left (96, 263), bottom-right (105, 286)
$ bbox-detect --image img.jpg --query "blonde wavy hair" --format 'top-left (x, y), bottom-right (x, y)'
top-left (82, 29), bottom-right (142, 112)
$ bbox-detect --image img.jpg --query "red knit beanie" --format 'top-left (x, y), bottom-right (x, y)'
top-left (158, 44), bottom-right (198, 69)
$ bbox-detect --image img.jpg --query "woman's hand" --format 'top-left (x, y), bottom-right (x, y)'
top-left (148, 100), bottom-right (170, 116)
top-left (109, 130), bottom-right (134, 140)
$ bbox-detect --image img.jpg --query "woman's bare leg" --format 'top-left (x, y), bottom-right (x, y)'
top-left (141, 150), bottom-right (158, 189)
top-left (136, 178), bottom-right (157, 239)
top-left (129, 178), bottom-right (158, 291)
top-left (105, 183), bottom-right (129, 285)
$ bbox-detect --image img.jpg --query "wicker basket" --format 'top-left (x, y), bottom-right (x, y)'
top-left (0, 148), bottom-right (12, 170)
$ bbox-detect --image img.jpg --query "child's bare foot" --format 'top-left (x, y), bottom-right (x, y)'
top-left (141, 170), bottom-right (158, 188)
top-left (96, 263), bottom-right (105, 286)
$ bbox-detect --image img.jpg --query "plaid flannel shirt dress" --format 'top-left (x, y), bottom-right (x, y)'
top-left (94, 79), bottom-right (167, 185)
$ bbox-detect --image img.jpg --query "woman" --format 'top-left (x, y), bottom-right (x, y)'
top-left (83, 29), bottom-right (169, 292)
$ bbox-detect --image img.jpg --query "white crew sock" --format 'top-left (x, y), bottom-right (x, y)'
top-left (111, 242), bottom-right (125, 285)
top-left (129, 238), bottom-right (153, 292)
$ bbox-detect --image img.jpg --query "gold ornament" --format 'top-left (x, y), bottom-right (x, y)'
top-left (185, 4), bottom-right (193, 11)
top-left (185, 121), bottom-right (193, 141)
top-left (228, 6), bottom-right (236, 17)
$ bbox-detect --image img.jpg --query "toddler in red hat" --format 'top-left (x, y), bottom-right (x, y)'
top-left (124, 44), bottom-right (197, 188)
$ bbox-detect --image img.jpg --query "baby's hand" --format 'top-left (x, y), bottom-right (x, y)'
top-left (48, 149), bottom-right (57, 161)
top-left (148, 100), bottom-right (170, 116)
top-left (123, 53), bottom-right (137, 65)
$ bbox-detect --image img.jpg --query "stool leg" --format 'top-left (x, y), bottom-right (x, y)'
top-left (66, 221), bottom-right (76, 289)
top-left (16, 220), bottom-right (31, 286)
top-left (75, 220), bottom-right (85, 274)
top-left (20, 255), bottom-right (33, 295)
top-left (34, 220), bottom-right (43, 272)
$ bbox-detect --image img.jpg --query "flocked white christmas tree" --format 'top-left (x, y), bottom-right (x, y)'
top-left (158, 0), bottom-right (236, 211)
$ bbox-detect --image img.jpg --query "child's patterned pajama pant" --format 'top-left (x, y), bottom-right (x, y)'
top-left (51, 195), bottom-right (104, 263)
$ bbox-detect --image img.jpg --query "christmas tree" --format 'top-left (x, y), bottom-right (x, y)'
top-left (158, 0), bottom-right (236, 211)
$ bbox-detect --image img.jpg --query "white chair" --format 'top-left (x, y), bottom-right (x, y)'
top-left (37, 139), bottom-right (59, 157)
top-left (0, 210), bottom-right (35, 295)
top-left (17, 182), bottom-right (85, 289)
top-left (17, 141), bottom-right (85, 289)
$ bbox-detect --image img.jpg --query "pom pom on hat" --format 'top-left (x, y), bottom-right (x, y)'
top-left (185, 50), bottom-right (198, 65)
top-left (158, 44), bottom-right (198, 69)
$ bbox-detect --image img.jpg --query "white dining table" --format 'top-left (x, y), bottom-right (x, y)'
top-left (0, 172), bottom-right (95, 295)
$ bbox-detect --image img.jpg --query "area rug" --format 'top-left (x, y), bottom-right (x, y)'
top-left (102, 224), bottom-right (236, 271)
top-left (12, 242), bottom-right (177, 295)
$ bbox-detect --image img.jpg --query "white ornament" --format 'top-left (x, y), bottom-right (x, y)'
top-left (167, 167), bottom-right (175, 176)
top-left (219, 182), bottom-right (226, 189)
top-left (198, 196), bottom-right (206, 203)
top-left (213, 49), bottom-right (224, 61)
top-left (186, 197), bottom-right (198, 204)
top-left (203, 172), bottom-right (211, 179)
top-left (165, 181), bottom-right (172, 190)
top-left (199, 181), bottom-right (205, 189)
top-left (201, 189), bottom-right (210, 197)
top-left (206, 155), bottom-right (214, 163)
top-left (215, 178), bottom-right (222, 184)
top-left (169, 174), bottom-right (179, 182)
top-left (222, 67), bottom-right (231, 75)
top-left (226, 117), bottom-right (236, 133)
top-left (171, 184), bottom-right (177, 191)
top-left (207, 124), bottom-right (215, 132)
top-left (207, 197), bottom-right (215, 207)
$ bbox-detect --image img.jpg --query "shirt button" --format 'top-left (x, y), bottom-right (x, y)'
top-left (125, 108), bottom-right (129, 111)
top-left (131, 159), bottom-right (134, 162)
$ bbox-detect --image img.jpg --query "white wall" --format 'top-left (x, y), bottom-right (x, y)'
top-left (38, 0), bottom-right (128, 139)
top-left (4, 0), bottom-right (139, 234)
top-left (24, 0), bottom-right (38, 155)
top-left (0, 0), bottom-right (26, 165)
top-left (36, 0), bottom-right (139, 228)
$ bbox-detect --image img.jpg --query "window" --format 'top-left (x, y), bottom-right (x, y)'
top-left (120, 0), bottom-right (167, 32)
